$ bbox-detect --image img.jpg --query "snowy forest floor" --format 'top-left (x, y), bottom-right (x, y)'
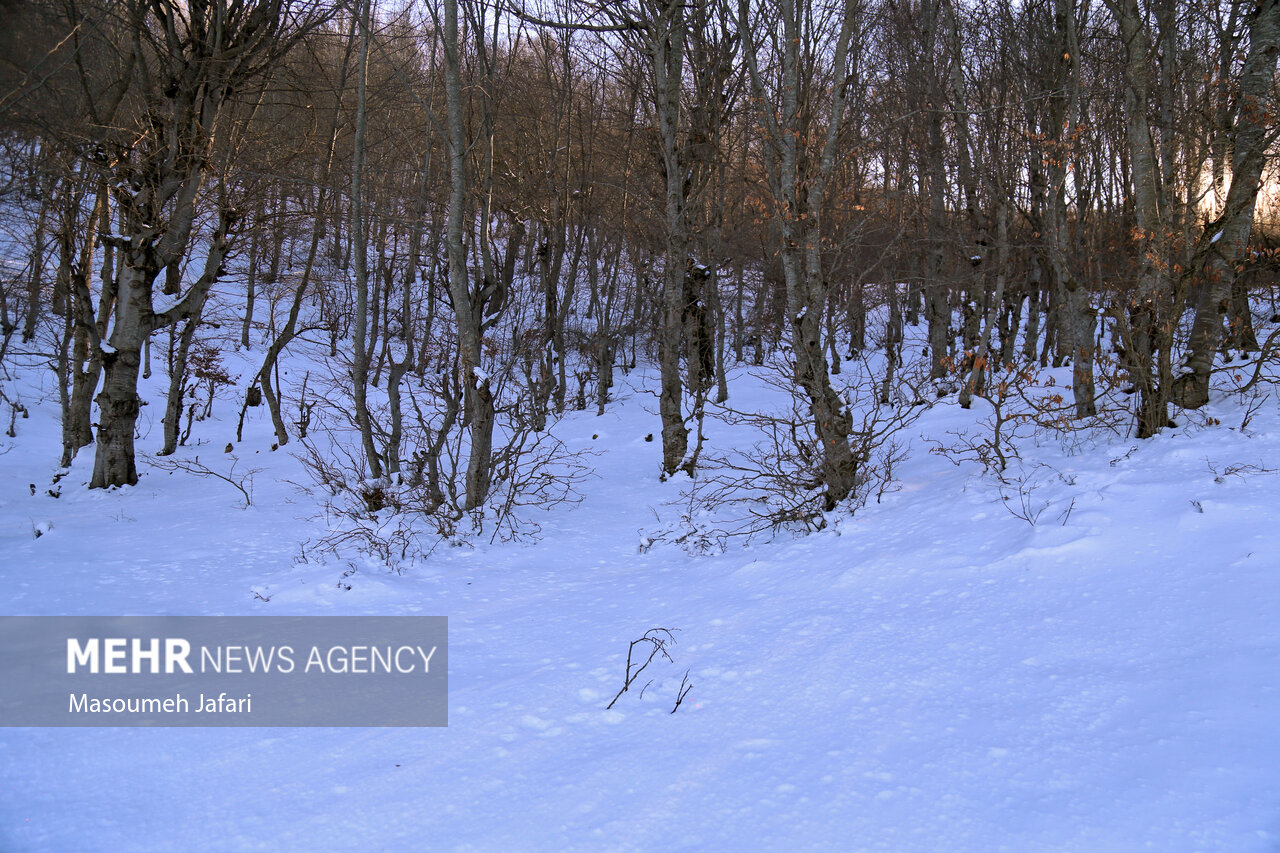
top-left (2, 340), bottom-right (1280, 851)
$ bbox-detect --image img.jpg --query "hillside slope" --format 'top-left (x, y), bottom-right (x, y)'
top-left (1, 350), bottom-right (1279, 851)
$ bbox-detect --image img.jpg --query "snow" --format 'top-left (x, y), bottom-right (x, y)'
top-left (2, 341), bottom-right (1280, 851)
top-left (151, 290), bottom-right (186, 314)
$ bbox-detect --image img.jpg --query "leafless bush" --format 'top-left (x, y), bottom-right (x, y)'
top-left (997, 464), bottom-right (1053, 526)
top-left (1236, 388), bottom-right (1271, 432)
top-left (294, 368), bottom-right (594, 568)
top-left (483, 416), bottom-right (596, 543)
top-left (930, 356), bottom-right (1127, 479)
top-left (1207, 458), bottom-right (1278, 482)
top-left (1228, 324), bottom-right (1280, 398)
top-left (638, 493), bottom-right (729, 556)
top-left (145, 453), bottom-right (261, 507)
top-left (685, 355), bottom-right (928, 537)
top-left (294, 430), bottom-right (460, 569)
top-left (1019, 357), bottom-right (1131, 453)
top-left (1197, 340), bottom-right (1280, 431)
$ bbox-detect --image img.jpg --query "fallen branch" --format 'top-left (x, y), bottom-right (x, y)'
top-left (606, 628), bottom-right (678, 710)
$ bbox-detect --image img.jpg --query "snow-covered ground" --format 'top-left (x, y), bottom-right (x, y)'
top-left (2, 342), bottom-right (1279, 851)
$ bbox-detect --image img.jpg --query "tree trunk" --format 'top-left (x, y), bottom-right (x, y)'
top-left (350, 0), bottom-right (382, 480)
top-left (160, 319), bottom-right (198, 455)
top-left (1110, 0), bottom-right (1173, 437)
top-left (651, 2), bottom-right (690, 476)
top-left (91, 261), bottom-right (151, 488)
top-left (444, 0), bottom-right (495, 509)
top-left (739, 0), bottom-right (862, 510)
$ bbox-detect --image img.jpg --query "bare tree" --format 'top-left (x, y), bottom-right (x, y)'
top-left (1175, 0), bottom-right (1280, 408)
top-left (739, 0), bottom-right (865, 509)
top-left (42, 0), bottom-right (333, 487)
